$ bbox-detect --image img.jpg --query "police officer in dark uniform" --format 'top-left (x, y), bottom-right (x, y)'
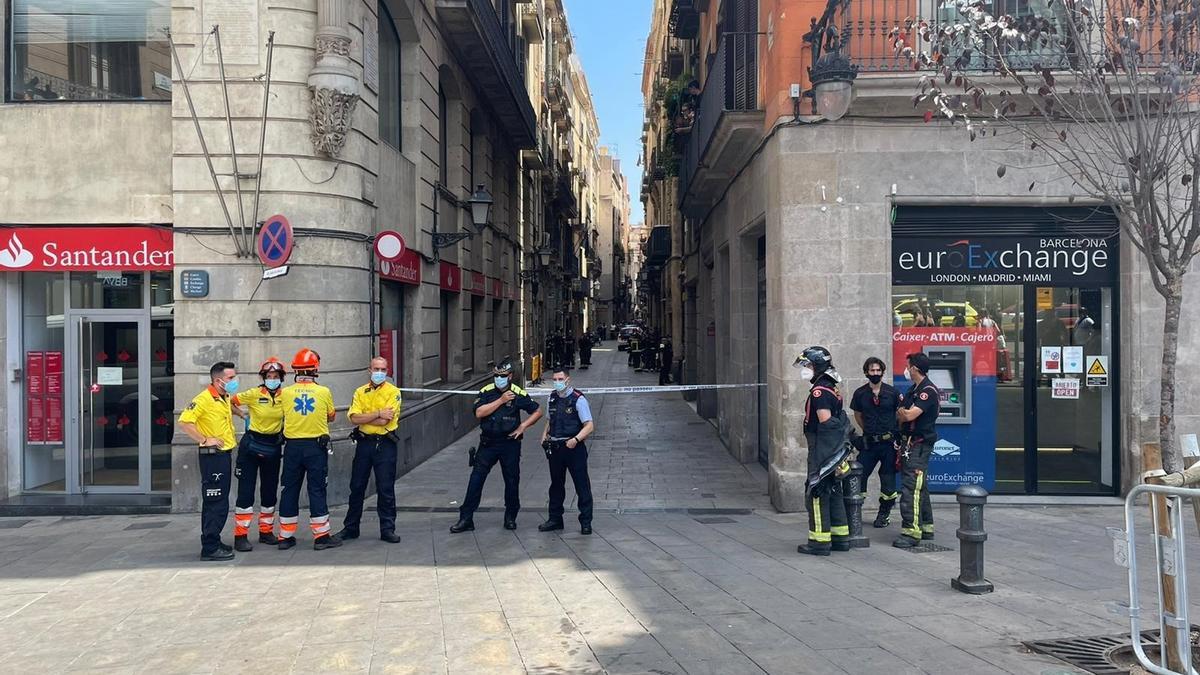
top-left (794, 346), bottom-right (853, 556)
top-left (450, 361), bottom-right (542, 532)
top-left (849, 357), bottom-right (900, 528)
top-left (578, 333), bottom-right (593, 369)
top-left (539, 367), bottom-right (595, 534)
top-left (894, 352), bottom-right (940, 548)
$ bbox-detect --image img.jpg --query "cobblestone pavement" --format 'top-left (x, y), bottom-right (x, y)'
top-left (0, 347), bottom-right (1192, 674)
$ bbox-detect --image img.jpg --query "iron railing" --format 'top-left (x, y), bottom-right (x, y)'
top-left (679, 33), bottom-right (759, 200)
top-left (844, 0), bottom-right (1200, 73)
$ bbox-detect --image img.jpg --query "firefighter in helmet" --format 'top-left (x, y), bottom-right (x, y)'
top-left (277, 348), bottom-right (341, 550)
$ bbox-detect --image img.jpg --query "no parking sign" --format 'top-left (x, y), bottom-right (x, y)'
top-left (256, 215), bottom-right (294, 268)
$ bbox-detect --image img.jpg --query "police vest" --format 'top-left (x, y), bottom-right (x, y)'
top-left (548, 390), bottom-right (586, 439)
top-left (478, 384), bottom-right (528, 439)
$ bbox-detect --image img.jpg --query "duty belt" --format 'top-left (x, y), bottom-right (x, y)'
top-left (866, 432), bottom-right (895, 444)
top-left (198, 445), bottom-right (228, 455)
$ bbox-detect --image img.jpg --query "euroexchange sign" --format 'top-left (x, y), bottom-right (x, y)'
top-left (892, 235), bottom-right (1118, 285)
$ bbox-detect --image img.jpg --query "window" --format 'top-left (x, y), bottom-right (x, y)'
top-left (378, 1), bottom-right (401, 148)
top-left (381, 280), bottom-right (405, 385)
top-left (438, 83), bottom-right (449, 186)
top-left (9, 0), bottom-right (172, 102)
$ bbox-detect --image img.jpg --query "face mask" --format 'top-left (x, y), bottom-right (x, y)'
top-left (800, 367), bottom-right (814, 381)
top-left (867, 374), bottom-right (883, 385)
top-left (553, 380), bottom-right (567, 392)
top-left (371, 371), bottom-right (387, 385)
top-left (494, 376), bottom-right (509, 389)
top-left (223, 378), bottom-right (239, 395)
top-left (264, 378), bottom-right (281, 391)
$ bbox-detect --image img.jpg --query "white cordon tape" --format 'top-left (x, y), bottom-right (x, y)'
top-left (395, 383), bottom-right (765, 397)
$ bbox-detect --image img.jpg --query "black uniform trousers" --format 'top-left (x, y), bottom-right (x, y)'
top-left (547, 441), bottom-right (593, 526)
top-left (459, 437), bottom-right (521, 522)
top-left (199, 451), bottom-right (233, 553)
top-left (343, 434), bottom-right (399, 534)
top-left (235, 443), bottom-right (281, 513)
top-left (279, 438), bottom-right (331, 539)
top-left (805, 475), bottom-right (848, 550)
top-left (857, 440), bottom-right (899, 503)
top-left (898, 438), bottom-right (935, 540)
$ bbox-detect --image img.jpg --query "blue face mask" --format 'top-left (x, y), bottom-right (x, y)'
top-left (264, 378), bottom-right (281, 391)
top-left (371, 371), bottom-right (387, 385)
top-left (223, 378), bottom-right (239, 395)
top-left (553, 380), bottom-right (567, 392)
top-left (494, 376), bottom-right (509, 389)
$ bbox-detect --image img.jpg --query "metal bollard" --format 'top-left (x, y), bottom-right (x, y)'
top-left (951, 484), bottom-right (994, 594)
top-left (842, 460), bottom-right (870, 548)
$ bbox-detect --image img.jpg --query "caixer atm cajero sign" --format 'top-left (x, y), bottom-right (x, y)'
top-left (0, 227), bottom-right (174, 271)
top-left (892, 235), bottom-right (1117, 285)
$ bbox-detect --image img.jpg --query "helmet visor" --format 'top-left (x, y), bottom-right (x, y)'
top-left (793, 356), bottom-right (814, 370)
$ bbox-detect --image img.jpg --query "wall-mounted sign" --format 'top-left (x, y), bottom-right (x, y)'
top-left (439, 261), bottom-right (461, 292)
top-left (180, 270), bottom-right (210, 298)
top-left (374, 230), bottom-right (405, 261)
top-left (379, 248), bottom-right (421, 286)
top-left (0, 227), bottom-right (173, 271)
top-left (489, 277), bottom-right (502, 298)
top-left (256, 215), bottom-right (293, 268)
top-left (466, 271), bottom-right (486, 297)
top-left (1063, 346), bottom-right (1084, 374)
top-left (97, 368), bottom-right (123, 386)
top-left (892, 236), bottom-right (1117, 285)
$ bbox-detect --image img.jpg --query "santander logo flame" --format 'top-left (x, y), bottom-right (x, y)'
top-left (0, 233), bottom-right (34, 269)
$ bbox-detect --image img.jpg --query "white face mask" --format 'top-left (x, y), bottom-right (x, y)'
top-left (800, 367), bottom-right (815, 381)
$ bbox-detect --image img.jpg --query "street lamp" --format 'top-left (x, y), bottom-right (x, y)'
top-left (466, 184), bottom-right (493, 234)
top-left (802, 0), bottom-right (859, 121)
top-left (432, 183), bottom-right (492, 257)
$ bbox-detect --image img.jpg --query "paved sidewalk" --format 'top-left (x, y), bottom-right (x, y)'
top-left (0, 347), bottom-right (1192, 674)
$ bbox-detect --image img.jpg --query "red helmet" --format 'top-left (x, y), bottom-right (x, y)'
top-left (259, 357), bottom-right (286, 377)
top-left (291, 348), bottom-right (320, 371)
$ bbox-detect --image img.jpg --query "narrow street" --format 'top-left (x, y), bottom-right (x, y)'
top-left (0, 346), bottom-right (1169, 674)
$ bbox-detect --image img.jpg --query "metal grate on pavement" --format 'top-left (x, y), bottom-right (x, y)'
top-left (903, 542), bottom-right (953, 554)
top-left (693, 516), bottom-right (737, 524)
top-left (1024, 628), bottom-right (1199, 675)
top-left (124, 521), bottom-right (169, 530)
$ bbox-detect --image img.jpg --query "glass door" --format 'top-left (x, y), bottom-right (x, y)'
top-left (73, 314), bottom-right (150, 493)
top-left (1032, 287), bottom-right (1116, 494)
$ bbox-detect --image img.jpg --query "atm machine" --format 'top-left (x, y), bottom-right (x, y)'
top-left (891, 344), bottom-right (997, 492)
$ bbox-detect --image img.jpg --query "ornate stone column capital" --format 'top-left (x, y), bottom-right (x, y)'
top-left (308, 0), bottom-right (360, 158)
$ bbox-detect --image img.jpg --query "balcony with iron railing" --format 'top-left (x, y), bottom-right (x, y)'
top-left (678, 33), bottom-right (764, 217)
top-left (844, 0), bottom-right (1195, 73)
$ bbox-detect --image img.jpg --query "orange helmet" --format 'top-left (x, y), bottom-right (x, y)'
top-left (291, 348), bottom-right (321, 371)
top-left (259, 357), bottom-right (286, 377)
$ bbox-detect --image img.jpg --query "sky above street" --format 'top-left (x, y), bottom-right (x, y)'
top-left (562, 0), bottom-right (651, 224)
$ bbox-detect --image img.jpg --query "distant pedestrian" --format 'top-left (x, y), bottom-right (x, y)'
top-left (658, 339), bottom-right (673, 386)
top-left (178, 361), bottom-right (240, 561)
top-left (539, 367), bottom-right (595, 535)
top-left (794, 346), bottom-right (852, 556)
top-left (849, 357), bottom-right (899, 528)
top-left (451, 361), bottom-right (543, 533)
top-left (578, 333), bottom-right (593, 369)
top-left (894, 353), bottom-right (939, 548)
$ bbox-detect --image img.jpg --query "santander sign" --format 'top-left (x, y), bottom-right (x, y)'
top-left (0, 227), bottom-right (173, 271)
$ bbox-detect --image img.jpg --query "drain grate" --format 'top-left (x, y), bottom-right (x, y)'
top-left (903, 542), bottom-right (953, 554)
top-left (693, 516), bottom-right (737, 524)
top-left (1026, 628), bottom-right (1199, 674)
top-left (124, 520), bottom-right (169, 530)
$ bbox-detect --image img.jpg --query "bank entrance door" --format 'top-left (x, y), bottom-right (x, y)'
top-left (69, 314), bottom-right (152, 493)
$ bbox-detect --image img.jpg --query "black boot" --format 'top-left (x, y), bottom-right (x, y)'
top-left (921, 527), bottom-right (935, 541)
top-left (503, 519), bottom-right (517, 530)
top-left (797, 543), bottom-right (832, 557)
top-left (258, 531), bottom-right (279, 545)
top-left (277, 537), bottom-right (296, 550)
top-left (449, 519), bottom-right (475, 534)
top-left (538, 520), bottom-right (564, 532)
top-left (234, 535), bottom-right (253, 552)
top-left (336, 528), bottom-right (360, 541)
top-left (873, 500), bottom-right (894, 528)
top-left (380, 530), bottom-right (402, 543)
top-left (831, 540), bottom-right (851, 552)
top-left (200, 547), bottom-right (235, 561)
top-left (313, 534), bottom-right (343, 550)
top-left (892, 534), bottom-right (921, 548)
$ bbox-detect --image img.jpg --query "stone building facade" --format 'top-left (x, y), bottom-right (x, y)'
top-left (644, 0), bottom-right (1199, 508)
top-left (0, 0), bottom-right (617, 512)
